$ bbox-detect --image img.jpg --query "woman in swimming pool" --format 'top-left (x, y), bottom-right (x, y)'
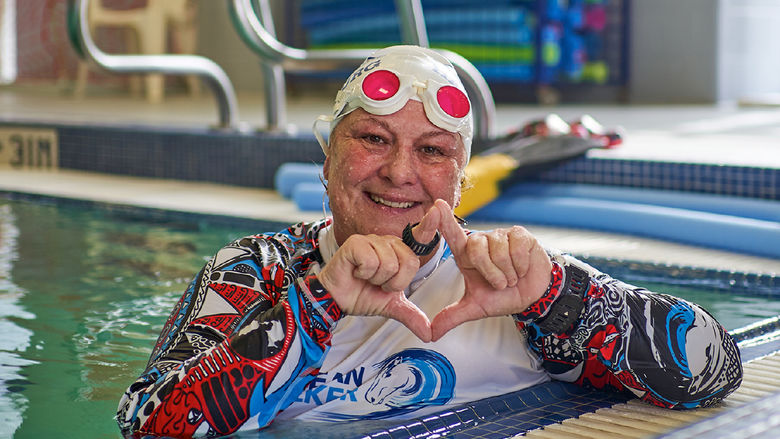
top-left (117, 45), bottom-right (742, 438)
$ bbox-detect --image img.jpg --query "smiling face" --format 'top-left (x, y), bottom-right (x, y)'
top-left (323, 100), bottom-right (467, 245)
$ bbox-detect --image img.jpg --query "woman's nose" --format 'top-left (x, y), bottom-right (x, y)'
top-left (379, 147), bottom-right (417, 185)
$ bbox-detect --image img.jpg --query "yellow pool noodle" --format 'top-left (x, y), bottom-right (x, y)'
top-left (455, 153), bottom-right (519, 218)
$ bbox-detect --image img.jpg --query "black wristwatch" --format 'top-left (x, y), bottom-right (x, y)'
top-left (536, 264), bottom-right (589, 334)
top-left (402, 223), bottom-right (441, 256)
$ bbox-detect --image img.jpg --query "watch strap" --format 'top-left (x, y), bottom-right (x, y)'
top-left (402, 222), bottom-right (441, 256)
top-left (535, 264), bottom-right (589, 335)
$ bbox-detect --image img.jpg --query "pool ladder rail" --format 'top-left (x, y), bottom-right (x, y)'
top-left (520, 351), bottom-right (780, 438)
top-left (69, 0), bottom-right (496, 138)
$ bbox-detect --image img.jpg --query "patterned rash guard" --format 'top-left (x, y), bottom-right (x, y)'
top-left (116, 219), bottom-right (743, 438)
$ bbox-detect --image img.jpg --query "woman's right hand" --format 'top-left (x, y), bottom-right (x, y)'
top-left (317, 232), bottom-right (433, 342)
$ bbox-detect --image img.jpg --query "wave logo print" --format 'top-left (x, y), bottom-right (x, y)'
top-left (363, 348), bottom-right (455, 418)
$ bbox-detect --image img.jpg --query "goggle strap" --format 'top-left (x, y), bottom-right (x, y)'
top-left (313, 114), bottom-right (334, 155)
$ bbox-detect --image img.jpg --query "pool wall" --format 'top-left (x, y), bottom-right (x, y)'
top-left (1, 121), bottom-right (777, 199)
top-left (1, 121), bottom-right (322, 189)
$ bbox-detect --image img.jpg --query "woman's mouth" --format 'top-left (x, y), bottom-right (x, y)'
top-left (369, 193), bottom-right (415, 209)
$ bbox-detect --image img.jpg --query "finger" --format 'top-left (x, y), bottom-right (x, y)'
top-left (411, 203), bottom-right (442, 244)
top-left (466, 234), bottom-right (509, 289)
top-left (364, 237), bottom-right (401, 287)
top-left (508, 227), bottom-right (533, 278)
top-left (346, 236), bottom-right (380, 280)
top-left (383, 294), bottom-right (432, 342)
top-left (430, 299), bottom-right (486, 341)
top-left (433, 199), bottom-right (468, 257)
top-left (487, 230), bottom-right (518, 287)
top-left (380, 239), bottom-right (420, 292)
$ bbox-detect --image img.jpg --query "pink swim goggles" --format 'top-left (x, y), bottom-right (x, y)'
top-left (314, 45), bottom-right (474, 159)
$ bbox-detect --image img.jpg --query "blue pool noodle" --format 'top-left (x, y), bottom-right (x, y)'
top-left (469, 191), bottom-right (780, 260)
top-left (293, 182), bottom-right (330, 212)
top-left (275, 163), bottom-right (323, 199)
top-left (499, 183), bottom-right (780, 222)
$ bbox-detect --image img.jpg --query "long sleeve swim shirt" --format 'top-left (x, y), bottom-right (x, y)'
top-left (117, 219), bottom-right (742, 438)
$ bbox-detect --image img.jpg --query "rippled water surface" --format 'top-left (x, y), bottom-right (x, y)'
top-left (0, 199), bottom-right (254, 438)
top-left (0, 198), bottom-right (777, 438)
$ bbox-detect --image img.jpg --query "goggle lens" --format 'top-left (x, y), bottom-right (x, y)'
top-left (436, 85), bottom-right (470, 118)
top-left (362, 70), bottom-right (400, 101)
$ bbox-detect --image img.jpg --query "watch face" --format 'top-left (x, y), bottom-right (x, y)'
top-left (538, 265), bottom-right (589, 335)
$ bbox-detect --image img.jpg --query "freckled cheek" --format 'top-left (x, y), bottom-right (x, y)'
top-left (422, 167), bottom-right (462, 201)
top-left (339, 156), bottom-right (381, 186)
top-left (329, 157), bottom-right (377, 202)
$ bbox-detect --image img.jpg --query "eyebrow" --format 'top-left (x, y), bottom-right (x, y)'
top-left (363, 115), bottom-right (457, 142)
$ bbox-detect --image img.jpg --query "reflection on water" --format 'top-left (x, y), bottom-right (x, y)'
top-left (0, 197), bottom-right (776, 438)
top-left (0, 204), bottom-right (35, 438)
top-left (0, 199), bottom-right (251, 438)
top-left (77, 292), bottom-right (181, 402)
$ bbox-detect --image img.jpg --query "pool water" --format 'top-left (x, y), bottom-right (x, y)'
top-left (0, 197), bottom-right (777, 439)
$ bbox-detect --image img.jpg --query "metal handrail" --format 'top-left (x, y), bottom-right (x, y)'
top-left (70, 0), bottom-right (240, 130)
top-left (395, 0), bottom-right (429, 47)
top-left (230, 0), bottom-right (495, 141)
top-left (250, 0), bottom-right (287, 131)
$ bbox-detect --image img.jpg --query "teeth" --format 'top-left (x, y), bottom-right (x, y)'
top-left (370, 194), bottom-right (413, 208)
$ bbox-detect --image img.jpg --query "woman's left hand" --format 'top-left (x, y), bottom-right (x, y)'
top-left (426, 200), bottom-right (553, 341)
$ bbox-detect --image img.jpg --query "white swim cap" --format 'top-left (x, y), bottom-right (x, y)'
top-left (313, 45), bottom-right (473, 160)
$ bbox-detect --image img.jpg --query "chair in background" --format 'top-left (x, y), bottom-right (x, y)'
top-left (74, 0), bottom-right (199, 103)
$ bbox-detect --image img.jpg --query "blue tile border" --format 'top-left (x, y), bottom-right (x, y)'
top-left (730, 315), bottom-right (780, 343)
top-left (0, 120), bottom-right (324, 189)
top-left (739, 336), bottom-right (780, 362)
top-left (358, 381), bottom-right (629, 439)
top-left (528, 157), bottom-right (778, 200)
top-left (580, 256), bottom-right (778, 297)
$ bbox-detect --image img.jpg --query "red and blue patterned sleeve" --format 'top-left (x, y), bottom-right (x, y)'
top-left (514, 253), bottom-right (743, 409)
top-left (116, 221), bottom-right (342, 438)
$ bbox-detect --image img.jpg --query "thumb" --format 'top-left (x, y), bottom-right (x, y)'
top-left (411, 203), bottom-right (442, 244)
top-left (383, 294), bottom-right (432, 342)
top-left (434, 199), bottom-right (468, 257)
top-left (431, 299), bottom-right (484, 342)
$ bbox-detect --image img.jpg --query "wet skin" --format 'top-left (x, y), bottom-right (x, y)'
top-left (317, 101), bottom-right (553, 342)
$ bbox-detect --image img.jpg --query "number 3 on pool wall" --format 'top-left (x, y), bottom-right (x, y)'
top-left (0, 127), bottom-right (59, 169)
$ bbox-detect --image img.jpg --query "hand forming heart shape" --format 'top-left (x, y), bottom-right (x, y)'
top-left (316, 199), bottom-right (553, 343)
